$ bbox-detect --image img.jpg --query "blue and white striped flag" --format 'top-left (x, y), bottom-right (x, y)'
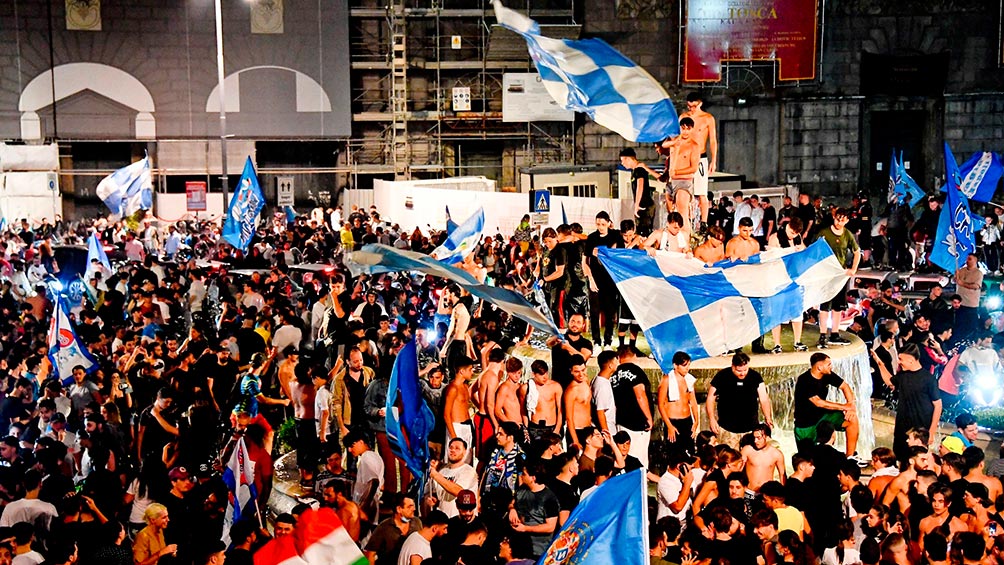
top-left (222, 157), bottom-right (265, 252)
top-left (494, 1), bottom-right (679, 142)
top-left (445, 205), bottom-right (458, 235)
top-left (47, 299), bottom-right (99, 384)
top-left (87, 232), bottom-right (112, 273)
top-left (597, 240), bottom-right (848, 365)
top-left (95, 156), bottom-right (153, 217)
top-left (348, 243), bottom-right (561, 336)
top-left (431, 207), bottom-right (484, 265)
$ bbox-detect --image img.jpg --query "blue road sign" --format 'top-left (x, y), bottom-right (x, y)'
top-left (533, 189), bottom-right (551, 213)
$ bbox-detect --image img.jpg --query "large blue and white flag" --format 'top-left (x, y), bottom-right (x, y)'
top-left (445, 205), bottom-right (458, 235)
top-left (385, 340), bottom-right (436, 495)
top-left (431, 207), bottom-right (484, 265)
top-left (931, 143), bottom-right (978, 273)
top-left (221, 436), bottom-right (259, 544)
top-left (86, 232), bottom-right (112, 273)
top-left (95, 156), bottom-right (153, 217)
top-left (888, 149), bottom-right (926, 207)
top-left (222, 157), bottom-right (265, 252)
top-left (538, 469), bottom-right (647, 565)
top-left (47, 299), bottom-right (99, 384)
top-left (494, 1), bottom-right (679, 142)
top-left (938, 149), bottom-right (1004, 203)
top-left (348, 244), bottom-right (561, 335)
top-left (598, 240), bottom-right (848, 365)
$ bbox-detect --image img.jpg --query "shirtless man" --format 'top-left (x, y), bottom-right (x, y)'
top-left (277, 346), bottom-right (299, 400)
top-left (526, 360), bottom-right (563, 443)
top-left (680, 92), bottom-right (717, 230)
top-left (741, 424), bottom-right (786, 492)
top-left (472, 348), bottom-right (505, 460)
top-left (918, 483), bottom-right (967, 552)
top-left (644, 212), bottom-right (690, 254)
top-left (693, 226), bottom-right (726, 265)
top-left (882, 446), bottom-right (936, 508)
top-left (444, 355), bottom-right (477, 466)
top-left (666, 118), bottom-right (702, 232)
top-left (657, 351), bottom-right (700, 457)
top-left (726, 217), bottom-right (760, 261)
top-left (562, 355), bottom-right (593, 451)
top-left (867, 447), bottom-right (899, 500)
top-left (494, 357), bottom-right (527, 429)
top-left (964, 446), bottom-right (1004, 505)
top-left (441, 284), bottom-right (472, 374)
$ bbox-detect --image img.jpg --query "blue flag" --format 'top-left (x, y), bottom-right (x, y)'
top-left (87, 233), bottom-right (111, 272)
top-left (284, 205), bottom-right (296, 225)
top-left (494, 1), bottom-right (679, 142)
top-left (445, 206), bottom-right (458, 235)
top-left (538, 469), bottom-right (647, 565)
top-left (887, 149), bottom-right (926, 207)
top-left (937, 150), bottom-right (1004, 203)
top-left (95, 156), bottom-right (153, 217)
top-left (47, 299), bottom-right (99, 385)
top-left (385, 340), bottom-right (436, 494)
top-left (931, 142), bottom-right (978, 273)
top-left (431, 207), bottom-right (484, 265)
top-left (222, 157), bottom-right (265, 252)
top-left (561, 201), bottom-right (569, 225)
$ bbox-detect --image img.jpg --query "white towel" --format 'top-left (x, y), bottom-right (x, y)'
top-left (526, 379), bottom-right (539, 420)
top-left (665, 373), bottom-right (696, 402)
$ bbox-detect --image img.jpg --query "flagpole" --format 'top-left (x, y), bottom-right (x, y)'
top-left (214, 0), bottom-right (230, 211)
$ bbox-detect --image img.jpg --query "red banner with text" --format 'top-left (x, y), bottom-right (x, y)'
top-left (683, 0), bottom-right (820, 83)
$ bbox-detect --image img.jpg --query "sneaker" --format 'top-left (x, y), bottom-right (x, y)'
top-left (829, 333), bottom-right (851, 346)
top-left (793, 342), bottom-right (808, 352)
top-left (850, 452), bottom-right (869, 468)
top-left (752, 346), bottom-right (770, 355)
top-left (770, 345), bottom-right (783, 354)
top-left (817, 336), bottom-right (829, 349)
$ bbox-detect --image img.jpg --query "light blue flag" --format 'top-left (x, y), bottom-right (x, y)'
top-left (0, 217), bottom-right (7, 232)
top-left (532, 280), bottom-right (559, 328)
top-left (385, 340), bottom-right (436, 496)
top-left (348, 244), bottom-right (561, 335)
top-left (561, 201), bottom-right (569, 225)
top-left (95, 156), bottom-right (152, 217)
top-left (931, 142), bottom-right (977, 273)
top-left (887, 149), bottom-right (926, 207)
top-left (431, 207), bottom-right (484, 265)
top-left (597, 240), bottom-right (848, 365)
top-left (494, 1), bottom-right (679, 142)
top-left (538, 469), bottom-right (647, 565)
top-left (47, 299), bottom-right (99, 385)
top-left (938, 150), bottom-right (1004, 203)
top-left (445, 206), bottom-right (458, 235)
top-left (284, 205), bottom-right (296, 224)
top-left (222, 157), bottom-right (265, 252)
top-left (87, 233), bottom-right (111, 272)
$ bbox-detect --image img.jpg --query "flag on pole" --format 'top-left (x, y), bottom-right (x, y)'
top-left (938, 150), bottom-right (1004, 203)
top-left (930, 142), bottom-right (977, 273)
top-left (561, 201), bottom-right (569, 225)
top-left (87, 232), bottom-right (112, 273)
top-left (597, 240), bottom-right (848, 365)
top-left (385, 341), bottom-right (435, 495)
top-left (253, 508), bottom-right (366, 565)
top-left (445, 205), bottom-right (458, 235)
top-left (47, 299), bottom-right (99, 385)
top-left (222, 157), bottom-right (265, 252)
top-left (888, 149), bottom-right (926, 207)
top-left (221, 436), bottom-right (259, 545)
top-left (95, 156), bottom-right (153, 217)
top-left (538, 469), bottom-right (647, 565)
top-left (430, 207), bottom-right (484, 265)
top-left (494, 0), bottom-right (679, 142)
top-left (284, 205), bottom-right (297, 225)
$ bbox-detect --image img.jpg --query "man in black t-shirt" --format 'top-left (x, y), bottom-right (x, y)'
top-left (582, 212), bottom-right (622, 349)
top-left (548, 314), bottom-right (592, 389)
top-left (610, 345), bottom-right (653, 468)
top-left (540, 228), bottom-right (567, 327)
top-left (886, 343), bottom-right (943, 464)
top-left (620, 148), bottom-right (655, 236)
top-left (795, 192), bottom-right (815, 241)
top-left (706, 353), bottom-right (772, 448)
top-left (792, 352), bottom-right (861, 461)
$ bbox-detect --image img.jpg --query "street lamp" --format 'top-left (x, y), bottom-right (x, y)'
top-left (214, 0), bottom-right (229, 210)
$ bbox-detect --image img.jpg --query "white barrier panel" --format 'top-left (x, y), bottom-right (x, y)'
top-left (355, 183), bottom-right (633, 236)
top-left (154, 192), bottom-right (226, 222)
top-left (0, 172), bottom-right (61, 222)
top-left (0, 143), bottom-right (59, 171)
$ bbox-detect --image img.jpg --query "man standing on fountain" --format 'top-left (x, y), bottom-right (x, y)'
top-left (706, 352), bottom-right (774, 448)
top-left (815, 208), bottom-right (860, 349)
top-left (793, 353), bottom-right (863, 464)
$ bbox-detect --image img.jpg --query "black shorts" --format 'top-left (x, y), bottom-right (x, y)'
top-left (820, 289), bottom-right (848, 312)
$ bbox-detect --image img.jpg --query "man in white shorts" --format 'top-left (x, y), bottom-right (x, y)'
top-left (681, 92), bottom-right (718, 233)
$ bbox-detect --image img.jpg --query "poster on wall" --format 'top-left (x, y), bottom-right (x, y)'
top-left (65, 0), bottom-right (101, 31)
top-left (683, 0), bottom-right (819, 82)
top-left (502, 74), bottom-right (575, 122)
top-left (251, 0), bottom-right (284, 34)
top-left (186, 181), bottom-right (207, 212)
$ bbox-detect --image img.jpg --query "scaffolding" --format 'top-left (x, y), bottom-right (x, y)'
top-left (348, 0), bottom-right (578, 184)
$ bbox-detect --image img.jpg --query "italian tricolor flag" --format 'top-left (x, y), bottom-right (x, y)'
top-left (253, 508), bottom-right (367, 565)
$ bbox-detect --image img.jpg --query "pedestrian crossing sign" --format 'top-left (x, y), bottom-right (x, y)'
top-left (533, 189), bottom-right (551, 213)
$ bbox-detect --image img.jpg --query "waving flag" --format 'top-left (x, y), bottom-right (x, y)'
top-left (284, 205), bottom-right (297, 225)
top-left (931, 143), bottom-right (977, 273)
top-left (888, 149), bottom-right (926, 207)
top-left (494, 1), bottom-right (679, 142)
top-left (222, 436), bottom-right (259, 545)
top-left (532, 280), bottom-right (559, 328)
top-left (938, 150), bottom-right (1004, 203)
top-left (87, 232), bottom-right (112, 273)
top-left (431, 207), bottom-right (484, 265)
top-left (348, 244), bottom-right (561, 335)
top-left (222, 157), bottom-right (265, 252)
top-left (95, 156), bottom-right (153, 217)
top-left (385, 341), bottom-right (436, 495)
top-left (539, 469), bottom-right (646, 565)
top-left (561, 201), bottom-right (569, 225)
top-left (47, 299), bottom-right (99, 384)
top-left (253, 508), bottom-right (365, 565)
top-left (598, 240), bottom-right (847, 365)
top-left (445, 205), bottom-right (458, 235)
